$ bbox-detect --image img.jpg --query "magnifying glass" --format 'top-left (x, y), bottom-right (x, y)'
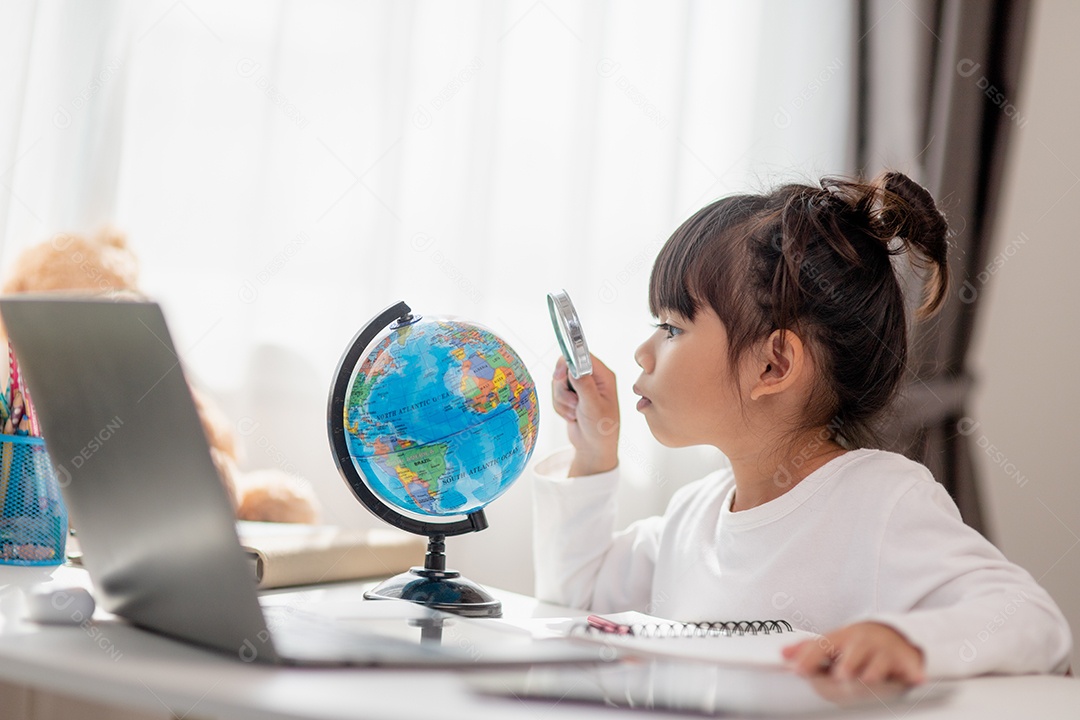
top-left (547, 289), bottom-right (592, 380)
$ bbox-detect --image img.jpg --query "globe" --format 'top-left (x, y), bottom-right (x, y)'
top-left (343, 316), bottom-right (539, 518)
top-left (327, 301), bottom-right (539, 617)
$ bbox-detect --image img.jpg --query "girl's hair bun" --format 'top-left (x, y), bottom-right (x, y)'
top-left (872, 171), bottom-right (950, 318)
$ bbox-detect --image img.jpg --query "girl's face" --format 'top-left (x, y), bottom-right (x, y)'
top-left (632, 305), bottom-right (748, 449)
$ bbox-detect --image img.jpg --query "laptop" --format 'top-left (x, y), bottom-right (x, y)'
top-left (0, 296), bottom-right (601, 667)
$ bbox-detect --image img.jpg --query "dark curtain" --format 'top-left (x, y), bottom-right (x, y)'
top-left (855, 0), bottom-right (1033, 534)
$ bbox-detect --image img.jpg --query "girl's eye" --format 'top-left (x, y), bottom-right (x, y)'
top-left (653, 322), bottom-right (683, 339)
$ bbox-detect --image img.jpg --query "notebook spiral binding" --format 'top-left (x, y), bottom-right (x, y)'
top-left (576, 619), bottom-right (794, 638)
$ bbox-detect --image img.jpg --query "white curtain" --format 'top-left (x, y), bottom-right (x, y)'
top-left (0, 0), bottom-right (854, 594)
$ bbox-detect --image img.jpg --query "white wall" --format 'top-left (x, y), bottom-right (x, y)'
top-left (970, 0), bottom-right (1080, 668)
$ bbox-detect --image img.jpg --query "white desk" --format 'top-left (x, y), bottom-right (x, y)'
top-left (1, 564), bottom-right (1078, 720)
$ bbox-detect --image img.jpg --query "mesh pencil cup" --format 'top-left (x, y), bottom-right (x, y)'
top-left (0, 434), bottom-right (68, 566)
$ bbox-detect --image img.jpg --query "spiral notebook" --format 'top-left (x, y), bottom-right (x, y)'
top-left (581, 613), bottom-right (795, 638)
top-left (568, 611), bottom-right (819, 668)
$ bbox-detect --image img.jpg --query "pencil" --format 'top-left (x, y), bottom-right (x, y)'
top-left (4, 390), bottom-right (24, 436)
top-left (6, 346), bottom-right (33, 436)
top-left (21, 383), bottom-right (38, 437)
top-left (7, 344), bottom-right (18, 400)
top-left (4, 346), bottom-right (17, 436)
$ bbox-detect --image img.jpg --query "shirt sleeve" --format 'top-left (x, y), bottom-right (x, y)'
top-left (532, 447), bottom-right (663, 612)
top-left (864, 475), bottom-right (1073, 679)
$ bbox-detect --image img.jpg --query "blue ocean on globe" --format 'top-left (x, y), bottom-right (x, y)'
top-left (344, 319), bottom-right (539, 517)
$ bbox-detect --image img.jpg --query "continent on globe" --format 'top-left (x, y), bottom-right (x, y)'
top-left (344, 319), bottom-right (539, 517)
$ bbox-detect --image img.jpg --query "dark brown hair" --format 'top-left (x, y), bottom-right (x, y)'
top-left (649, 172), bottom-right (949, 448)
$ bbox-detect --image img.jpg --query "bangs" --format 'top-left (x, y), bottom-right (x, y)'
top-left (647, 212), bottom-right (708, 320)
top-left (648, 195), bottom-right (768, 322)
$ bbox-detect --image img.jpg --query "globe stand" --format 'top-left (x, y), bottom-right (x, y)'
top-left (363, 533), bottom-right (502, 618)
top-left (330, 301), bottom-right (536, 622)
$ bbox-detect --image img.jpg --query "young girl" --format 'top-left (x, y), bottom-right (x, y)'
top-left (533, 171), bottom-right (1072, 683)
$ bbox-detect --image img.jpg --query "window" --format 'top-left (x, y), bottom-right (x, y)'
top-left (1, 0), bottom-right (854, 593)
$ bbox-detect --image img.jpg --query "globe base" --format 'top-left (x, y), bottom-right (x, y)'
top-left (364, 566), bottom-right (502, 618)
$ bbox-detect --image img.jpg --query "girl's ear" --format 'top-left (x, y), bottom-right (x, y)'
top-left (749, 329), bottom-right (805, 400)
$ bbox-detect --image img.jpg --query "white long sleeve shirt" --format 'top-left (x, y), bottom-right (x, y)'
top-left (532, 447), bottom-right (1072, 679)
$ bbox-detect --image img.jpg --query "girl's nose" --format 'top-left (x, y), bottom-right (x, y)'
top-left (634, 338), bottom-right (653, 372)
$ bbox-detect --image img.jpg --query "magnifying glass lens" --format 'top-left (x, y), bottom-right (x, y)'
top-left (547, 290), bottom-right (592, 379)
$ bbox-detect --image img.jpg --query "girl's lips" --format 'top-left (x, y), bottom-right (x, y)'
top-left (633, 385), bottom-right (651, 411)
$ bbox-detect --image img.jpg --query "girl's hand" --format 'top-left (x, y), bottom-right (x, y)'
top-left (552, 355), bottom-right (619, 476)
top-left (782, 622), bottom-right (925, 685)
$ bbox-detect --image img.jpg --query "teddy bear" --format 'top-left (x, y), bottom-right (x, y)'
top-left (1, 228), bottom-right (321, 523)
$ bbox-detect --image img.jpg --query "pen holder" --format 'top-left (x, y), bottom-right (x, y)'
top-left (0, 435), bottom-right (67, 566)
